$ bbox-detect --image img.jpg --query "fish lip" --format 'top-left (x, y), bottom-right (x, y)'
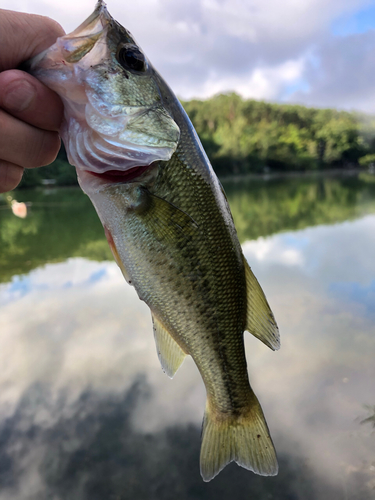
top-left (54, 0), bottom-right (112, 63)
top-left (23, 0), bottom-right (111, 73)
top-left (69, 0), bottom-right (111, 37)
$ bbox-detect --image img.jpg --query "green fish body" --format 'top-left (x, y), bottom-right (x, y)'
top-left (26, 1), bottom-right (280, 481)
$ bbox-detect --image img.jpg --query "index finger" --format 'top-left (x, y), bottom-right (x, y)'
top-left (0, 9), bottom-right (65, 71)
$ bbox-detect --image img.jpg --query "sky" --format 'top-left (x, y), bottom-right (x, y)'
top-left (2, 0), bottom-right (375, 112)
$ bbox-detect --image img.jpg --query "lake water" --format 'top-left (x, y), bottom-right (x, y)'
top-left (0, 171), bottom-right (374, 499)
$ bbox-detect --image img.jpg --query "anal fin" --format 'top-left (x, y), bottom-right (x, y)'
top-left (152, 315), bottom-right (187, 378)
top-left (243, 256), bottom-right (280, 351)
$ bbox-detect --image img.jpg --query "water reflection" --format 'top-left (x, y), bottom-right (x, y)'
top-left (0, 174), bottom-right (375, 498)
top-left (224, 172), bottom-right (375, 241)
top-left (1, 172), bottom-right (375, 283)
top-left (0, 189), bottom-right (111, 284)
top-left (0, 380), bottom-right (348, 500)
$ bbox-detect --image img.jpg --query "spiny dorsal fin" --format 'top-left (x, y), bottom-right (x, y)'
top-left (243, 256), bottom-right (280, 351)
top-left (152, 315), bottom-right (187, 378)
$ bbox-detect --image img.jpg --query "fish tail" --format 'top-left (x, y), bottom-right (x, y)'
top-left (200, 393), bottom-right (278, 481)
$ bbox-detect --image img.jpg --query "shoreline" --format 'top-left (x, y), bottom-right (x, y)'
top-left (6, 166), bottom-right (374, 194)
top-left (219, 167), bottom-right (372, 183)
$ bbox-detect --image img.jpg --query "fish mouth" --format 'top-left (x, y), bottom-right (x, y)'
top-left (77, 162), bottom-right (159, 194)
top-left (86, 164), bottom-right (153, 184)
top-left (24, 0), bottom-right (180, 190)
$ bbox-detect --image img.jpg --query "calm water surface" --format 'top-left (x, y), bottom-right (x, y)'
top-left (0, 172), bottom-right (374, 499)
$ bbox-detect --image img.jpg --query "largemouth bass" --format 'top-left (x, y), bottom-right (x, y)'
top-left (25, 1), bottom-right (280, 481)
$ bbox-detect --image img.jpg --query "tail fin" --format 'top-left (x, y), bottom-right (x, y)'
top-left (200, 395), bottom-right (278, 482)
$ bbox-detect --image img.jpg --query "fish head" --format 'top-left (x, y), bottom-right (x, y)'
top-left (26, 1), bottom-right (180, 191)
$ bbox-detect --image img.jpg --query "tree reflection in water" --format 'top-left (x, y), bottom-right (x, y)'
top-left (1, 172), bottom-right (375, 284)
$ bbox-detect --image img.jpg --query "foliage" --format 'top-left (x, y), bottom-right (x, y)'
top-left (17, 94), bottom-right (375, 188)
top-left (182, 94), bottom-right (375, 176)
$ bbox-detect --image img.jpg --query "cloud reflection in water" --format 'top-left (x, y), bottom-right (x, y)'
top-left (0, 216), bottom-right (374, 498)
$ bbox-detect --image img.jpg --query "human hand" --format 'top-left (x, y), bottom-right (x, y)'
top-left (0, 9), bottom-right (65, 193)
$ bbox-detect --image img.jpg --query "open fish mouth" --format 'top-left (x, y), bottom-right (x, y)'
top-left (25, 0), bottom-right (180, 186)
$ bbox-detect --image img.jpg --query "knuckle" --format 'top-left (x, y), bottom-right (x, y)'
top-left (0, 161), bottom-right (24, 193)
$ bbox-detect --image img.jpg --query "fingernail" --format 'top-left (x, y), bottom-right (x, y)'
top-left (3, 80), bottom-right (36, 113)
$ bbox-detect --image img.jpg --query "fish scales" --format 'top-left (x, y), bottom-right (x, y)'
top-left (94, 161), bottom-right (250, 412)
top-left (25, 0), bottom-right (280, 481)
top-left (152, 141), bottom-right (250, 412)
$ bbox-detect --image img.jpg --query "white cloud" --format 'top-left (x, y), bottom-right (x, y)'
top-left (178, 58), bottom-right (306, 100)
top-left (3, 0), bottom-right (375, 109)
top-left (289, 29), bottom-right (375, 113)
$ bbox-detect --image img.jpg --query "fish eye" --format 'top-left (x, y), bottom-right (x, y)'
top-left (117, 45), bottom-right (147, 72)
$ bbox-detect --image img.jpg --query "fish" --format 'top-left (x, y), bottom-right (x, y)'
top-left (25, 1), bottom-right (280, 481)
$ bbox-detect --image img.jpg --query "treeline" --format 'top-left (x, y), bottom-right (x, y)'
top-left (182, 93), bottom-right (375, 175)
top-left (19, 93), bottom-right (375, 187)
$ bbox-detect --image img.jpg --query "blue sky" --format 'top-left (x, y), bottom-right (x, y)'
top-left (332, 4), bottom-right (375, 36)
top-left (3, 0), bottom-right (375, 112)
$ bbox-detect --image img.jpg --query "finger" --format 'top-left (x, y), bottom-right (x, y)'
top-left (0, 109), bottom-right (60, 169)
top-left (0, 161), bottom-right (24, 193)
top-left (0, 70), bottom-right (63, 131)
top-left (0, 9), bottom-right (65, 71)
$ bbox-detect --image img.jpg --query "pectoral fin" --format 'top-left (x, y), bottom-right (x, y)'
top-left (139, 190), bottom-right (198, 243)
top-left (243, 256), bottom-right (280, 351)
top-left (152, 315), bottom-right (187, 378)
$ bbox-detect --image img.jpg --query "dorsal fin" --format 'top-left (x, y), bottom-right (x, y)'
top-left (243, 256), bottom-right (280, 351)
top-left (152, 315), bottom-right (187, 378)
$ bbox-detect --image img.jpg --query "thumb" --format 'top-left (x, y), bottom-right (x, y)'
top-left (0, 9), bottom-right (65, 71)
